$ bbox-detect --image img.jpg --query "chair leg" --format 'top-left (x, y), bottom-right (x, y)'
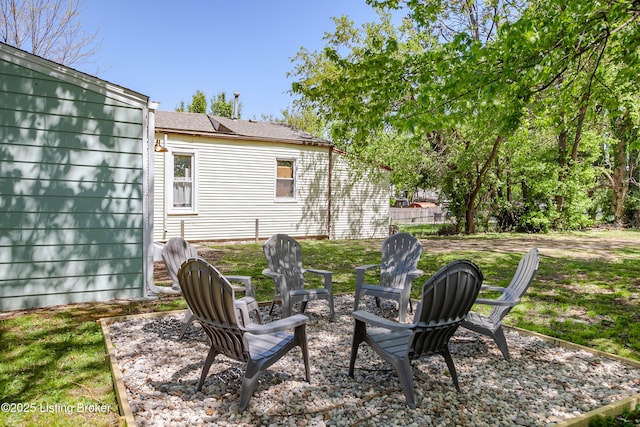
top-left (269, 300), bottom-right (277, 316)
top-left (328, 295), bottom-right (335, 321)
top-left (196, 347), bottom-right (219, 391)
top-left (392, 357), bottom-right (416, 409)
top-left (179, 308), bottom-right (195, 339)
top-left (398, 297), bottom-right (407, 323)
top-left (295, 325), bottom-right (311, 382)
top-left (348, 320), bottom-right (366, 377)
top-left (441, 348), bottom-right (461, 392)
top-left (239, 360), bottom-right (262, 412)
top-left (492, 326), bottom-right (511, 361)
top-left (300, 301), bottom-right (308, 314)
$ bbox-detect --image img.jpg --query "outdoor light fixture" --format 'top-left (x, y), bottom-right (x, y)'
top-left (154, 133), bottom-right (169, 152)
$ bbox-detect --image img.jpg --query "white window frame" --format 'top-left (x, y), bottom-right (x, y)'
top-left (275, 158), bottom-right (297, 201)
top-left (166, 148), bottom-right (198, 214)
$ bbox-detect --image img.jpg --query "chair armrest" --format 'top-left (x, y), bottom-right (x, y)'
top-left (352, 310), bottom-right (414, 331)
top-left (234, 299), bottom-right (252, 327)
top-left (245, 314), bottom-right (308, 334)
top-left (355, 264), bottom-right (381, 272)
top-left (304, 268), bottom-right (332, 276)
top-left (355, 265), bottom-right (381, 288)
top-left (474, 297), bottom-right (519, 306)
top-left (407, 269), bottom-right (424, 280)
top-left (480, 285), bottom-right (507, 292)
top-left (304, 268), bottom-right (332, 290)
top-left (262, 269), bottom-right (287, 296)
top-left (227, 275), bottom-right (254, 297)
top-left (262, 268), bottom-right (279, 279)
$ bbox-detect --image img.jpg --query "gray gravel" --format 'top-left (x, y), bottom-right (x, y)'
top-left (106, 295), bottom-right (640, 427)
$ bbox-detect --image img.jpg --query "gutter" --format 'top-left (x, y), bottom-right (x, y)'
top-left (154, 128), bottom-right (332, 149)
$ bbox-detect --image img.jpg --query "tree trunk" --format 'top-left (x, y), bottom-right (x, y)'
top-left (610, 113), bottom-right (634, 227)
top-left (611, 137), bottom-right (628, 227)
top-left (556, 117), bottom-right (568, 214)
top-left (464, 135), bottom-right (504, 234)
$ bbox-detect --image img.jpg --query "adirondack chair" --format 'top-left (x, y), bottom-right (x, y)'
top-left (262, 234), bottom-right (334, 319)
top-left (177, 258), bottom-right (310, 412)
top-left (162, 237), bottom-right (199, 291)
top-left (353, 233), bottom-right (423, 322)
top-left (349, 260), bottom-right (483, 409)
top-left (161, 237), bottom-right (260, 339)
top-left (461, 247), bottom-right (539, 361)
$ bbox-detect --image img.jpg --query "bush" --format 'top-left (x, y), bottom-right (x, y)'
top-left (518, 211), bottom-right (551, 233)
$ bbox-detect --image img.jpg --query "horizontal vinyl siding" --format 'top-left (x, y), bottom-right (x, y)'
top-left (330, 154), bottom-right (390, 239)
top-left (154, 136), bottom-right (329, 241)
top-left (0, 53), bottom-right (146, 310)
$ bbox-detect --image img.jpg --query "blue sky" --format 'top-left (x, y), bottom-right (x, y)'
top-left (81, 1), bottom-right (383, 119)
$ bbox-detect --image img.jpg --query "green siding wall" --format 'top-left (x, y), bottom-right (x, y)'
top-left (0, 50), bottom-right (147, 310)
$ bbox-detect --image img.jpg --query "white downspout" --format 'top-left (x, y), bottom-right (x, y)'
top-left (144, 101), bottom-right (160, 297)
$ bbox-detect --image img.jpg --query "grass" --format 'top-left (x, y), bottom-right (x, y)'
top-left (1, 230), bottom-right (639, 426)
top-left (589, 404), bottom-right (640, 426)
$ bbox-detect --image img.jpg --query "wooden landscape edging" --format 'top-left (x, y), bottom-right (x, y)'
top-left (509, 326), bottom-right (640, 427)
top-left (98, 310), bottom-right (186, 427)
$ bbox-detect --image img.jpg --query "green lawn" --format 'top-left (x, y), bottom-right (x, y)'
top-left (1, 230), bottom-right (638, 426)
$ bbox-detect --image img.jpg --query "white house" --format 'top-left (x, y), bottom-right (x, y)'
top-left (153, 111), bottom-right (390, 242)
top-left (0, 42), bottom-right (156, 310)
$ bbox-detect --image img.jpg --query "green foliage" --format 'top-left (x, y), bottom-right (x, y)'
top-left (266, 105), bottom-right (327, 138)
top-left (624, 190), bottom-right (640, 227)
top-left (210, 91), bottom-right (241, 118)
top-left (290, 0), bottom-right (640, 234)
top-left (175, 90), bottom-right (241, 118)
top-left (519, 210), bottom-right (552, 233)
top-left (187, 90), bottom-right (207, 113)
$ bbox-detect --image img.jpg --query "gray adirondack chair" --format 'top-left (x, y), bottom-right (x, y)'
top-left (461, 247), bottom-right (539, 361)
top-left (262, 234), bottom-right (334, 319)
top-left (161, 237), bottom-right (260, 338)
top-left (177, 258), bottom-right (311, 412)
top-left (349, 260), bottom-right (483, 409)
top-left (353, 233), bottom-right (423, 322)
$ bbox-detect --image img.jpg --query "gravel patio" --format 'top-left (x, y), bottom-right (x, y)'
top-left (103, 294), bottom-right (640, 427)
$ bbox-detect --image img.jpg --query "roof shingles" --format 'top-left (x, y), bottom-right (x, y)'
top-left (155, 110), bottom-right (330, 146)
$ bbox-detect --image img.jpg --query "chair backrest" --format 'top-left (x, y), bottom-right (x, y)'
top-left (490, 248), bottom-right (539, 324)
top-left (178, 258), bottom-right (248, 362)
top-left (410, 260), bottom-right (483, 358)
top-left (162, 237), bottom-right (198, 287)
top-left (380, 233), bottom-right (422, 289)
top-left (263, 234), bottom-right (305, 290)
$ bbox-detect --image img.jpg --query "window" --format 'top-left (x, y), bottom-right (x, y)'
top-left (276, 159), bottom-right (295, 199)
top-left (168, 150), bottom-right (197, 213)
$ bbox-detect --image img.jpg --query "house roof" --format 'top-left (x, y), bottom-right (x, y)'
top-left (155, 111), bottom-right (219, 134)
top-left (0, 42), bottom-right (149, 108)
top-left (155, 110), bottom-right (331, 147)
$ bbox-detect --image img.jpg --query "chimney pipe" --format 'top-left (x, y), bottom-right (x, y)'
top-left (232, 92), bottom-right (240, 120)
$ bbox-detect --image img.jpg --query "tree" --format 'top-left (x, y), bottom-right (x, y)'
top-left (210, 91), bottom-right (241, 118)
top-left (0, 0), bottom-right (99, 67)
top-left (263, 105), bottom-right (328, 139)
top-left (175, 90), bottom-right (242, 118)
top-left (291, 0), bottom-right (640, 233)
top-left (187, 90), bottom-right (207, 114)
